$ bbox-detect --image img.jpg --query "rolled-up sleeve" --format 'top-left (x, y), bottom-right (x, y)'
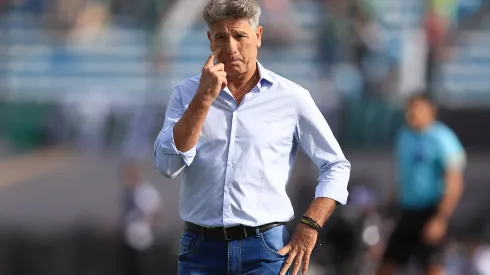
top-left (154, 86), bottom-right (196, 178)
top-left (295, 90), bottom-right (351, 205)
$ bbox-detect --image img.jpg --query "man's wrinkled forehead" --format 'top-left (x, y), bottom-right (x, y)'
top-left (210, 18), bottom-right (252, 32)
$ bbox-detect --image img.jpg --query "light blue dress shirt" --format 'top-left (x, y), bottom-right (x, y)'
top-left (154, 62), bottom-right (350, 228)
top-left (396, 122), bottom-right (466, 210)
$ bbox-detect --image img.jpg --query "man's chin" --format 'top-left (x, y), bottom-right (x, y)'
top-left (224, 67), bottom-right (244, 78)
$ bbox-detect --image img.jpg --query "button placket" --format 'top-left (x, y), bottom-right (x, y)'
top-left (222, 111), bottom-right (237, 225)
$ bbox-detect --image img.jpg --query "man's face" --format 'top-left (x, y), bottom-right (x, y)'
top-left (208, 18), bottom-right (262, 78)
top-left (406, 98), bottom-right (436, 131)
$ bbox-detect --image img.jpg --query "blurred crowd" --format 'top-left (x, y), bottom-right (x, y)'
top-left (0, 0), bottom-right (470, 153)
top-left (1, 0), bottom-right (490, 275)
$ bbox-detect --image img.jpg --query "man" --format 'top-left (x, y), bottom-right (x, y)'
top-left (376, 94), bottom-right (466, 275)
top-left (153, 0), bottom-right (350, 274)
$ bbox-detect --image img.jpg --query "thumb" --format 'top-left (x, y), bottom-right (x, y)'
top-left (277, 244), bottom-right (291, 256)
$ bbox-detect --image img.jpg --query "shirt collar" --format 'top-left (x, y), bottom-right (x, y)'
top-left (257, 61), bottom-right (274, 86)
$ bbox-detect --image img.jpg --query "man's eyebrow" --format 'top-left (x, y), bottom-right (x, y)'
top-left (214, 30), bottom-right (227, 36)
top-left (230, 29), bottom-right (247, 34)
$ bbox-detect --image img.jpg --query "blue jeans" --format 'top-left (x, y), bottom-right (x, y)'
top-left (178, 225), bottom-right (291, 275)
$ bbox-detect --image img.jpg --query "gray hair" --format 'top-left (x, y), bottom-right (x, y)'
top-left (203, 0), bottom-right (261, 30)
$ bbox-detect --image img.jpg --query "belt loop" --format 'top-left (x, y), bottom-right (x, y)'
top-left (255, 227), bottom-right (260, 237)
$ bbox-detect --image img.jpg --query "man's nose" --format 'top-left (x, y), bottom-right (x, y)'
top-left (225, 38), bottom-right (238, 54)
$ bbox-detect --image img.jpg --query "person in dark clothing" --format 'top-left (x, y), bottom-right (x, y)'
top-left (118, 163), bottom-right (162, 275)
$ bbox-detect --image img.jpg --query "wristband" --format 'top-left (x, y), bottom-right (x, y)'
top-left (300, 216), bottom-right (322, 233)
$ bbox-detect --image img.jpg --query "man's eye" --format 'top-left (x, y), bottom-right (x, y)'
top-left (216, 36), bottom-right (224, 40)
top-left (236, 35), bottom-right (245, 39)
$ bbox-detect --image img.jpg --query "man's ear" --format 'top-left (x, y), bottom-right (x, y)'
top-left (207, 31), bottom-right (213, 51)
top-left (256, 26), bottom-right (263, 48)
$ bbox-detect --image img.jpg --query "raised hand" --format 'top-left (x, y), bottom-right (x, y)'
top-left (197, 47), bottom-right (227, 103)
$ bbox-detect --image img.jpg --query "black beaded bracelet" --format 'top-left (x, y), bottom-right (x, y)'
top-left (302, 216), bottom-right (322, 227)
top-left (300, 216), bottom-right (322, 233)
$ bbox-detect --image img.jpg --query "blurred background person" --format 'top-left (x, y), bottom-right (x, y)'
top-left (119, 162), bottom-right (162, 275)
top-left (321, 183), bottom-right (384, 275)
top-left (424, 0), bottom-right (460, 97)
top-left (376, 94), bottom-right (466, 275)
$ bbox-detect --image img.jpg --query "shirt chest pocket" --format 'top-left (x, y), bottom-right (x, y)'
top-left (264, 119), bottom-right (296, 148)
top-left (237, 117), bottom-right (296, 149)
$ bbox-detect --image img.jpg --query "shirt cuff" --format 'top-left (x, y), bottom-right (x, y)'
top-left (156, 127), bottom-right (196, 166)
top-left (315, 181), bottom-right (349, 205)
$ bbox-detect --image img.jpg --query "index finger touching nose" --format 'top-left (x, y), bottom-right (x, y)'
top-left (204, 54), bottom-right (214, 68)
top-left (212, 47), bottom-right (223, 65)
top-left (213, 47), bottom-right (222, 59)
top-left (204, 47), bottom-right (222, 68)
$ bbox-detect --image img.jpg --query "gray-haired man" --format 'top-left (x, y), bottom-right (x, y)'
top-left (153, 0), bottom-right (351, 274)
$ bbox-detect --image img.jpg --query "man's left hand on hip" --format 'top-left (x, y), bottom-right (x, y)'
top-left (278, 223), bottom-right (318, 275)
